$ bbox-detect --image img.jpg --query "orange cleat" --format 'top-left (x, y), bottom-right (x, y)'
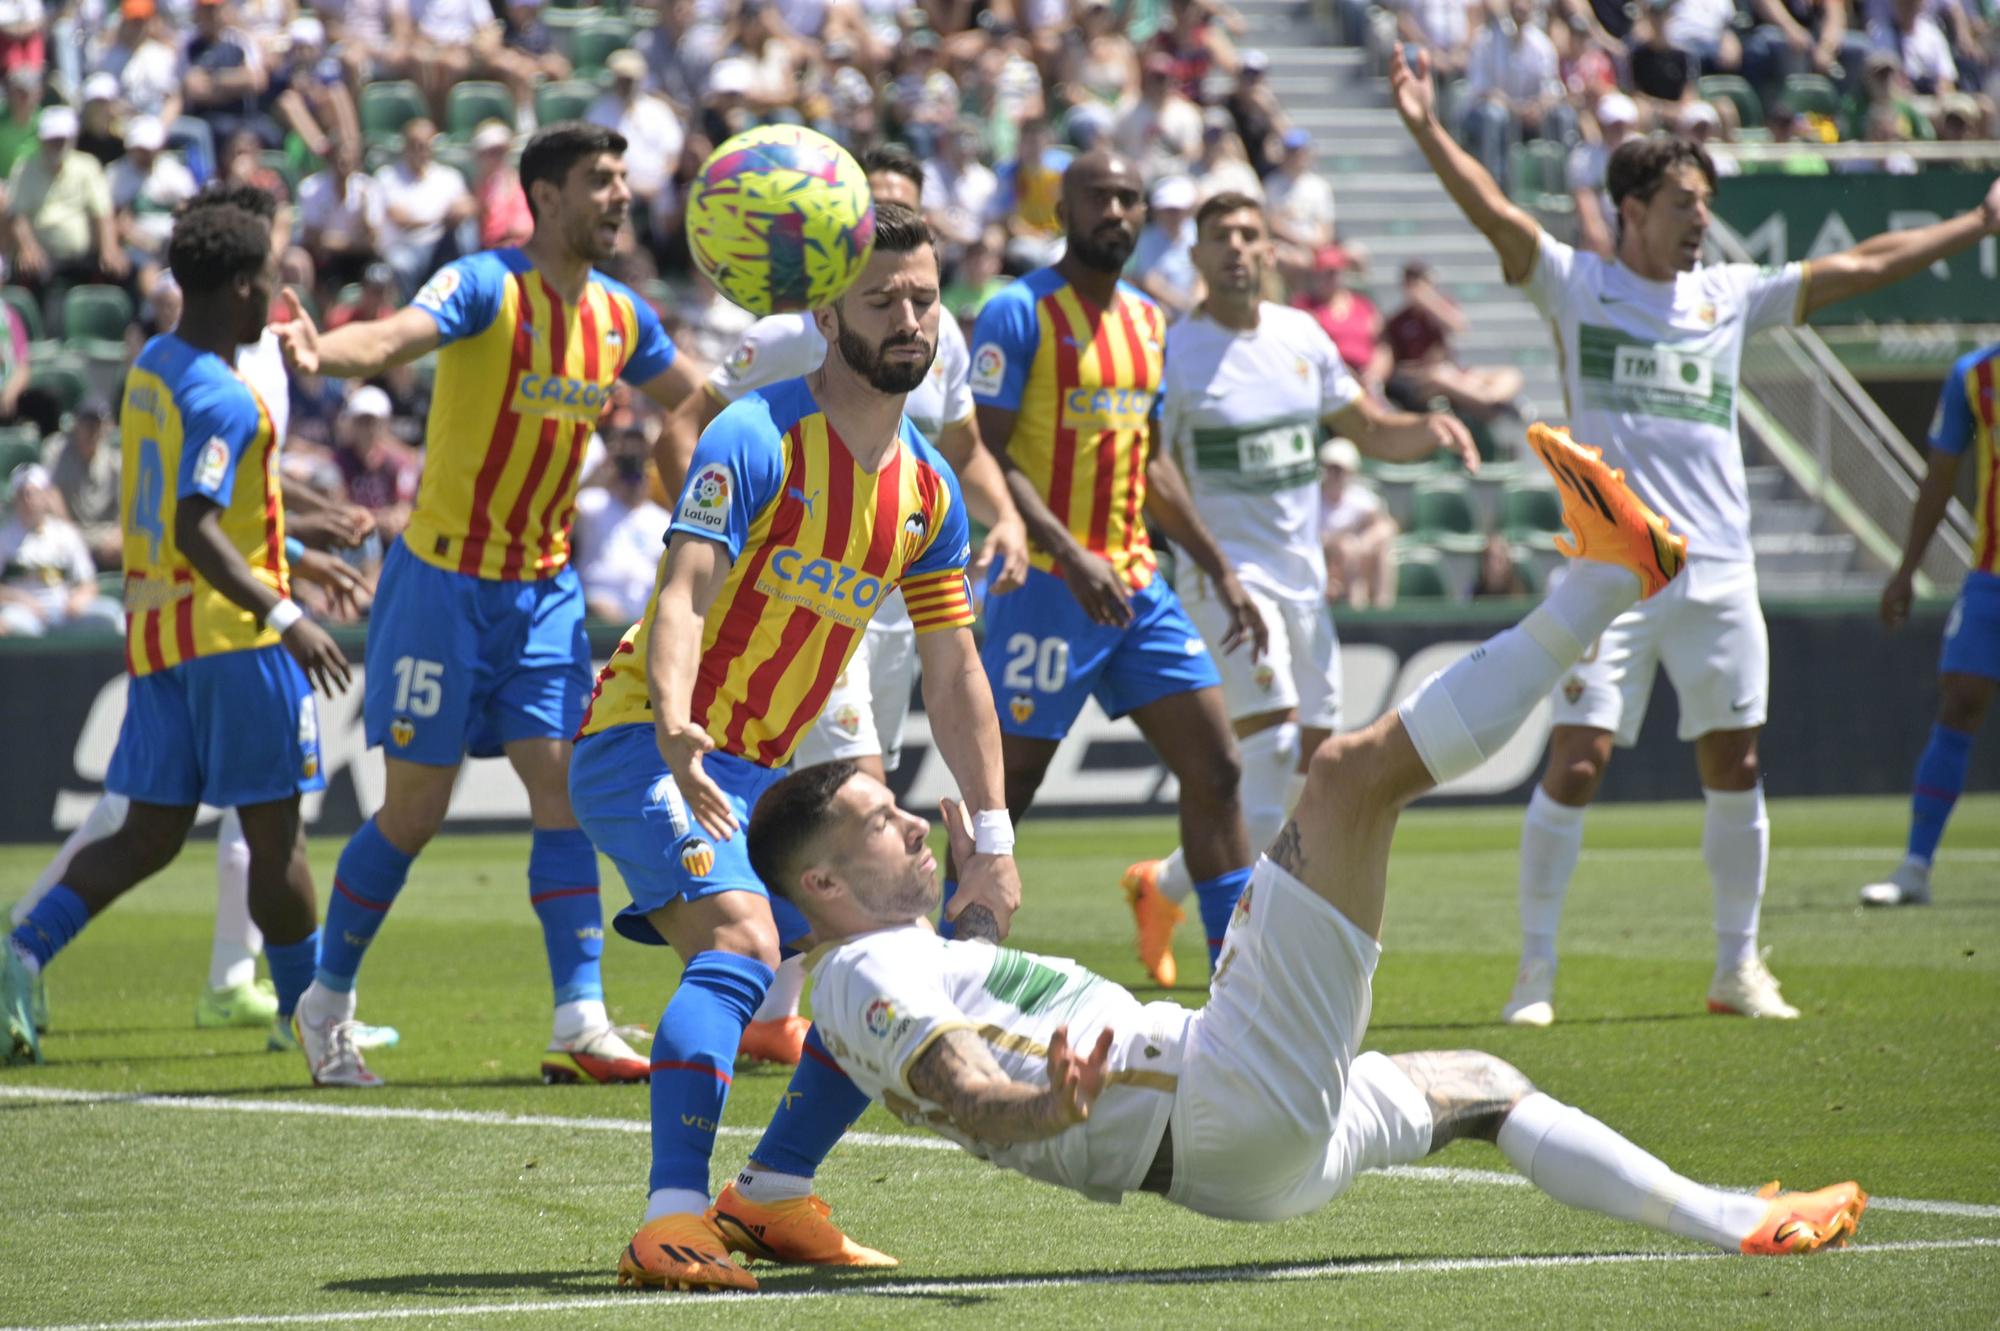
top-left (709, 1181), bottom-right (900, 1267)
top-left (617, 1213), bottom-right (758, 1291)
top-left (1739, 1179), bottom-right (1868, 1255)
top-left (738, 1015), bottom-right (811, 1066)
top-left (1121, 860), bottom-right (1183, 989)
top-left (1524, 423), bottom-right (1687, 599)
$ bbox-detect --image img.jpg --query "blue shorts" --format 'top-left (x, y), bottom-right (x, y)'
top-left (105, 643), bottom-right (326, 808)
top-left (979, 566), bottom-right (1222, 740)
top-left (568, 723), bottom-right (810, 948)
top-left (1940, 571), bottom-right (2000, 681)
top-left (363, 538), bottom-right (592, 765)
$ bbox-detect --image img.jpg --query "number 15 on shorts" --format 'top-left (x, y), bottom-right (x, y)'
top-left (392, 656), bottom-right (445, 718)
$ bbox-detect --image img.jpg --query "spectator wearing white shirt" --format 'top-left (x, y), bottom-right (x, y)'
top-left (1461, 0), bottom-right (1569, 189)
top-left (1663, 0), bottom-right (1746, 71)
top-left (573, 424), bottom-right (671, 625)
top-left (393, 0), bottom-right (547, 123)
top-left (1869, 0), bottom-right (1959, 92)
top-left (921, 119), bottom-right (999, 250)
top-left (1568, 92), bottom-right (1638, 258)
top-left (109, 114), bottom-right (198, 264)
top-left (1263, 127), bottom-right (1337, 254)
top-left (0, 464), bottom-right (124, 638)
top-left (1389, 0), bottom-right (1478, 78)
top-left (1129, 173), bottom-right (1201, 316)
top-left (297, 137), bottom-right (382, 290)
top-left (1113, 51), bottom-right (1204, 180)
top-left (372, 118), bottom-right (474, 297)
top-left (1191, 106), bottom-right (1263, 203)
top-left (1318, 438), bottom-right (1398, 609)
top-left (586, 49), bottom-right (685, 213)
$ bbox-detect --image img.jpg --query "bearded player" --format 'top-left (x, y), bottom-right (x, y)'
top-left (569, 204), bottom-right (1021, 1291)
top-left (1120, 192), bottom-right (1478, 986)
top-left (273, 123), bottom-right (711, 1086)
top-left (736, 426), bottom-right (1864, 1274)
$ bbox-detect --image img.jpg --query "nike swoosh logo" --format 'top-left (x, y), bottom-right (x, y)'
top-left (1730, 697), bottom-right (1757, 712)
top-left (1772, 1220), bottom-right (1808, 1247)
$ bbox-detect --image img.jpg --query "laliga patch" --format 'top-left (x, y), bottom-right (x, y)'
top-left (1253, 663), bottom-right (1275, 693)
top-left (1009, 695), bottom-right (1035, 724)
top-left (390, 717), bottom-right (416, 748)
top-left (680, 840), bottom-right (716, 878)
top-left (194, 437), bottom-right (232, 493)
top-left (864, 998), bottom-right (896, 1038)
top-left (969, 343), bottom-right (1006, 397)
top-left (412, 266), bottom-right (461, 314)
top-left (725, 340), bottom-right (757, 377)
top-left (678, 464), bottom-right (732, 534)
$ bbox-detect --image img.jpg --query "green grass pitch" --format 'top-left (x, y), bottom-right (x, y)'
top-left (3, 794), bottom-right (1997, 1330)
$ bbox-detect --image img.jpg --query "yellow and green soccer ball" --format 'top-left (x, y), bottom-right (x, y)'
top-left (686, 125), bottom-right (877, 316)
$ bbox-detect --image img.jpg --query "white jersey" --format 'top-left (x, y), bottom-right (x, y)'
top-left (1162, 303), bottom-right (1361, 601)
top-left (1522, 230), bottom-right (1805, 564)
top-left (707, 313), bottom-right (976, 634)
top-left (236, 329), bottom-right (291, 444)
top-left (809, 925), bottom-right (1192, 1204)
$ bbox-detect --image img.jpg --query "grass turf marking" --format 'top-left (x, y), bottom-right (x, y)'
top-left (4, 1084), bottom-right (1996, 1221)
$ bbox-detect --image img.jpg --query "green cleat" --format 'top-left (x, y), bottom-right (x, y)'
top-left (4, 944), bottom-right (43, 1066)
top-left (196, 979), bottom-right (280, 1029)
top-left (31, 968), bottom-right (47, 1034)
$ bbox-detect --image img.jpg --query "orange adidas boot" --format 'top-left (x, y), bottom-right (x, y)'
top-left (1525, 423), bottom-right (1687, 600)
top-left (1121, 860), bottom-right (1183, 988)
top-left (618, 1212), bottom-right (758, 1291)
top-left (738, 1015), bottom-right (811, 1066)
top-left (710, 1181), bottom-right (899, 1267)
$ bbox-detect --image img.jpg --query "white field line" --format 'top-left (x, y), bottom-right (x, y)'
top-left (4, 1238), bottom-right (1998, 1331)
top-left (1401, 847), bottom-right (2000, 864)
top-left (5, 1084), bottom-right (1999, 1222)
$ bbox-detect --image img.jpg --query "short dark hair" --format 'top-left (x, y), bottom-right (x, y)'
top-left (867, 200), bottom-right (931, 256)
top-left (1606, 134), bottom-right (1718, 211)
top-left (859, 143), bottom-right (924, 193)
top-left (168, 202), bottom-right (271, 292)
top-left (184, 179), bottom-right (278, 221)
top-left (746, 759), bottom-right (860, 901)
top-left (1193, 190), bottom-right (1263, 239)
top-left (519, 121), bottom-right (628, 222)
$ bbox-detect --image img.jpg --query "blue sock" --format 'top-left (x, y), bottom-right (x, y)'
top-left (1193, 867), bottom-right (1252, 971)
top-left (10, 885), bottom-right (90, 970)
top-left (747, 1024), bottom-right (874, 1178)
top-left (528, 828), bottom-right (604, 1005)
top-left (264, 931), bottom-right (318, 1019)
top-left (316, 818), bottom-right (414, 992)
top-left (647, 950), bottom-right (773, 1194)
top-left (1909, 723), bottom-right (1974, 864)
top-left (936, 878), bottom-right (959, 939)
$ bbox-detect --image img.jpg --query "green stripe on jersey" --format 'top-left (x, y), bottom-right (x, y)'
top-left (1576, 324), bottom-right (1735, 429)
top-left (1188, 411), bottom-right (1321, 492)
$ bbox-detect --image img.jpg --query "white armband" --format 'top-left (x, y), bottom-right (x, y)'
top-left (265, 598), bottom-right (305, 634)
top-left (972, 809), bottom-right (1014, 857)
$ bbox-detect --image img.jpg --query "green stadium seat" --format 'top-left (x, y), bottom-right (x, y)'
top-left (570, 19), bottom-right (636, 76)
top-left (1508, 140), bottom-right (1573, 219)
top-left (1698, 74), bottom-right (1761, 129)
top-left (535, 80), bottom-right (599, 127)
top-left (360, 80), bottom-right (428, 143)
top-left (2, 284), bottom-right (44, 341)
top-left (1408, 477), bottom-right (1479, 538)
top-left (0, 424), bottom-right (42, 482)
top-left (446, 80), bottom-right (515, 140)
top-left (27, 357), bottom-right (89, 417)
top-left (259, 149), bottom-right (302, 195)
top-left (1781, 73), bottom-right (1840, 120)
top-left (1395, 547), bottom-right (1452, 600)
top-left (60, 285), bottom-right (133, 348)
top-left (1499, 482), bottom-right (1563, 537)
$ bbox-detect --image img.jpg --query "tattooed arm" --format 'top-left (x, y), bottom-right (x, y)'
top-left (905, 1025), bottom-right (1114, 1146)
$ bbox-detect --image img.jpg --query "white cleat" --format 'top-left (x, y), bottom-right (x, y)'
top-left (541, 1024), bottom-right (652, 1084)
top-left (1860, 858), bottom-right (1932, 908)
top-left (1502, 957), bottom-right (1556, 1027)
top-left (298, 1015), bottom-right (386, 1088)
top-left (1707, 948), bottom-right (1799, 1020)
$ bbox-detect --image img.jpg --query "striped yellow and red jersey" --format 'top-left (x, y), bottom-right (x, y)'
top-left (580, 378), bottom-right (974, 767)
top-left (1933, 342), bottom-right (2000, 576)
top-left (967, 268), bottom-right (1166, 589)
top-left (118, 334), bottom-right (287, 678)
top-left (401, 248), bottom-right (677, 581)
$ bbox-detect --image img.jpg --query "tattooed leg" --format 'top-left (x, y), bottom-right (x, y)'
top-left (1388, 1050), bottom-right (1535, 1151)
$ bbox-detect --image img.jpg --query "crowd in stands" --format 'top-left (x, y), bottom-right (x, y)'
top-left (0, 0), bottom-right (1984, 630)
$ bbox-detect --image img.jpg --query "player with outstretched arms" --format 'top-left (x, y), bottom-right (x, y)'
top-left (733, 425), bottom-right (1865, 1266)
top-left (1859, 341), bottom-right (2000, 906)
top-left (272, 123), bottom-right (712, 1087)
top-left (1120, 190), bottom-right (1478, 986)
top-left (700, 143), bottom-right (1029, 1064)
top-left (568, 204), bottom-right (1021, 1292)
top-left (1392, 43), bottom-right (2000, 1026)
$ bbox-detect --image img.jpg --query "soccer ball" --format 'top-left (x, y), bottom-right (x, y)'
top-left (685, 125), bottom-right (877, 317)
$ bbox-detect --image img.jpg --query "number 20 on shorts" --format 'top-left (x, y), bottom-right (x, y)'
top-left (1002, 634), bottom-right (1070, 694)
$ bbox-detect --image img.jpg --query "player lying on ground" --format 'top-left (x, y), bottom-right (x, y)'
top-left (620, 425), bottom-right (1869, 1290)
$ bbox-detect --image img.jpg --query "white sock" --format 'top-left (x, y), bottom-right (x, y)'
top-left (752, 955), bottom-right (806, 1022)
top-left (731, 1165), bottom-right (813, 1203)
top-left (1401, 561), bottom-right (1639, 785)
top-left (298, 980), bottom-right (356, 1028)
top-left (1519, 787), bottom-right (1586, 965)
top-left (643, 1187), bottom-right (713, 1222)
top-left (1704, 785), bottom-right (1768, 974)
top-left (9, 938), bottom-right (42, 975)
top-left (208, 810), bottom-right (261, 991)
top-left (1237, 722), bottom-right (1299, 856)
top-left (13, 793), bottom-right (129, 925)
top-left (553, 998), bottom-right (610, 1042)
top-left (1156, 846), bottom-right (1194, 905)
top-left (1497, 1092), bottom-right (1768, 1251)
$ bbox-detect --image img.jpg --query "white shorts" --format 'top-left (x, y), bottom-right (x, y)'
top-left (1551, 558), bottom-right (1768, 747)
top-left (791, 619), bottom-right (918, 771)
top-left (1167, 859), bottom-right (1433, 1222)
top-left (1178, 576), bottom-right (1341, 731)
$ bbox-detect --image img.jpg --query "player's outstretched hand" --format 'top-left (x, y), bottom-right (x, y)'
top-left (282, 617), bottom-right (351, 696)
top-left (972, 514), bottom-right (1031, 595)
top-left (292, 549), bottom-right (370, 619)
top-left (1431, 413), bottom-right (1481, 473)
top-left (1059, 550), bottom-right (1134, 627)
top-left (272, 287), bottom-right (321, 376)
top-left (1389, 43), bottom-right (1436, 132)
top-left (1044, 1025), bottom-right (1114, 1128)
top-left (656, 719), bottom-right (738, 840)
top-left (1216, 571), bottom-right (1269, 659)
top-left (1880, 568), bottom-right (1916, 630)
